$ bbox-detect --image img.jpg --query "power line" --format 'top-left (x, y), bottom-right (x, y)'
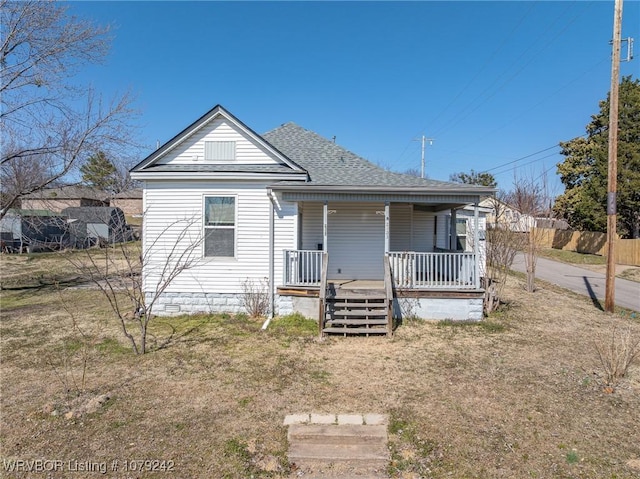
top-left (394, 3), bottom-right (538, 167)
top-left (442, 56), bottom-right (609, 156)
top-left (424, 3), bottom-right (538, 138)
top-left (431, 2), bottom-right (593, 140)
top-left (488, 151), bottom-right (560, 177)
top-left (480, 144), bottom-right (561, 174)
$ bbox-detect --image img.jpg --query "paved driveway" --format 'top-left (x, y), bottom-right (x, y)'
top-left (511, 254), bottom-right (640, 312)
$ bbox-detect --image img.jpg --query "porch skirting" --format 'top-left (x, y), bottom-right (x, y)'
top-left (149, 290), bottom-right (484, 321)
top-left (277, 288), bottom-right (485, 322)
top-left (394, 296), bottom-right (484, 321)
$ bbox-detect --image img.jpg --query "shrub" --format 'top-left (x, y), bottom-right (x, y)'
top-left (240, 277), bottom-right (270, 318)
top-left (594, 326), bottom-right (640, 387)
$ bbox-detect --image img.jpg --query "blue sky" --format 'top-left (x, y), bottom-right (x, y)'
top-left (68, 1), bottom-right (639, 194)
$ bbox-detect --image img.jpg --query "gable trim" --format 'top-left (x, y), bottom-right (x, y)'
top-left (130, 171), bottom-right (308, 181)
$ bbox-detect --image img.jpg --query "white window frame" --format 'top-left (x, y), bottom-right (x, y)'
top-left (445, 215), bottom-right (469, 252)
top-left (456, 217), bottom-right (468, 252)
top-left (203, 195), bottom-right (237, 259)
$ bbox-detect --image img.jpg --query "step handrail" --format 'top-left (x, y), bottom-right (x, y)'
top-left (318, 252), bottom-right (329, 337)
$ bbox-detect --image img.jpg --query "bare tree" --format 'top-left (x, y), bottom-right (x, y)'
top-left (404, 167), bottom-right (422, 178)
top-left (0, 0), bottom-right (138, 217)
top-left (473, 191), bottom-right (526, 313)
top-left (66, 217), bottom-right (203, 354)
top-left (484, 224), bottom-right (526, 313)
top-left (505, 174), bottom-right (549, 293)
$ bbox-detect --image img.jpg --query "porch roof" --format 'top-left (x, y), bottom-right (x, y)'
top-left (276, 188), bottom-right (484, 209)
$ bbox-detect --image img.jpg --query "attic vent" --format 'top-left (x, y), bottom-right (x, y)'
top-left (204, 141), bottom-right (236, 161)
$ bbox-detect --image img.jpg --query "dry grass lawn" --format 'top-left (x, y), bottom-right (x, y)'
top-left (1, 254), bottom-right (639, 478)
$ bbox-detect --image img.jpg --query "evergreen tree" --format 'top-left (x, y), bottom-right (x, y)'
top-left (449, 169), bottom-right (497, 188)
top-left (80, 151), bottom-right (117, 192)
top-left (554, 76), bottom-right (640, 238)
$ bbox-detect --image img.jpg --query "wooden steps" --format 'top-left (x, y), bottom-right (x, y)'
top-left (322, 290), bottom-right (390, 336)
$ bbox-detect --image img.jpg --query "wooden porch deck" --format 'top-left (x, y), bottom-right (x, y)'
top-left (279, 252), bottom-right (484, 337)
top-left (277, 279), bottom-right (484, 297)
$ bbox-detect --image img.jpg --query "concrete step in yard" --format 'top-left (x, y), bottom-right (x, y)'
top-left (288, 424), bottom-right (388, 446)
top-left (284, 414), bottom-right (389, 477)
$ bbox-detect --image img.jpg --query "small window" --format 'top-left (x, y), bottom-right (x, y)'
top-left (204, 196), bottom-right (235, 257)
top-left (204, 141), bottom-right (236, 161)
top-left (456, 218), bottom-right (467, 251)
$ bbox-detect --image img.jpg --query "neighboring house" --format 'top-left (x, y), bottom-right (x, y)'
top-left (131, 105), bottom-right (495, 333)
top-left (21, 186), bottom-right (109, 213)
top-left (62, 207), bottom-right (134, 247)
top-left (110, 188), bottom-right (143, 217)
top-left (0, 209), bottom-right (69, 252)
top-left (482, 197), bottom-right (535, 232)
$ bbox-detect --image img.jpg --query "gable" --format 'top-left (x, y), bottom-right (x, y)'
top-left (157, 116), bottom-right (286, 166)
top-left (131, 105), bottom-right (307, 179)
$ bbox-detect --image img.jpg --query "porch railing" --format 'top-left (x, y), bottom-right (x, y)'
top-left (388, 251), bottom-right (478, 290)
top-left (283, 249), bottom-right (323, 287)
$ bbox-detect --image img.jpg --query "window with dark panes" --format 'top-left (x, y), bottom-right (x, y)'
top-left (204, 196), bottom-right (235, 257)
top-left (456, 218), bottom-right (468, 251)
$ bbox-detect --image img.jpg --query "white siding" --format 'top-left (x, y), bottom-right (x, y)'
top-left (300, 202), bottom-right (324, 252)
top-left (301, 202), bottom-right (384, 280)
top-left (273, 192), bottom-right (298, 286)
top-left (435, 211), bottom-right (451, 249)
top-left (390, 203), bottom-right (412, 251)
top-left (157, 118), bottom-right (282, 165)
top-left (143, 181), bottom-right (295, 295)
top-left (412, 209), bottom-right (435, 252)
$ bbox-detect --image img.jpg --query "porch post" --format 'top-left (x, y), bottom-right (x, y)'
top-left (323, 201), bottom-right (328, 252)
top-left (384, 201), bottom-right (390, 253)
top-left (450, 208), bottom-right (457, 250)
top-left (474, 200), bottom-right (480, 289)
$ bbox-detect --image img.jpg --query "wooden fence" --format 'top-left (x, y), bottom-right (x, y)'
top-left (536, 228), bottom-right (640, 266)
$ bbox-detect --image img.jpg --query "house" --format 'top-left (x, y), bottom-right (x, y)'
top-left (0, 209), bottom-right (69, 252)
top-left (110, 188), bottom-right (143, 217)
top-left (62, 206), bottom-right (134, 247)
top-left (21, 186), bottom-right (109, 213)
top-left (482, 197), bottom-right (535, 232)
top-left (131, 105), bottom-right (495, 335)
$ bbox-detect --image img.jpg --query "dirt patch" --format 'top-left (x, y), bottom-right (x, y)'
top-left (42, 393), bottom-right (112, 420)
top-left (1, 275), bottom-right (639, 478)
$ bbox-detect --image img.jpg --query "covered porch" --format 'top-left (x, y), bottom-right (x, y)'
top-left (277, 191), bottom-right (486, 291)
top-left (271, 189), bottom-right (488, 334)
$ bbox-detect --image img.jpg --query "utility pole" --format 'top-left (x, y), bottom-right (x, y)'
top-left (605, 0), bottom-right (623, 313)
top-left (414, 135), bottom-right (434, 178)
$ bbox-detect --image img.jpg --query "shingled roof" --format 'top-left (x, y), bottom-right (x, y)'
top-left (131, 104), bottom-right (493, 196)
top-left (22, 185), bottom-right (109, 201)
top-left (263, 122), bottom-right (484, 191)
